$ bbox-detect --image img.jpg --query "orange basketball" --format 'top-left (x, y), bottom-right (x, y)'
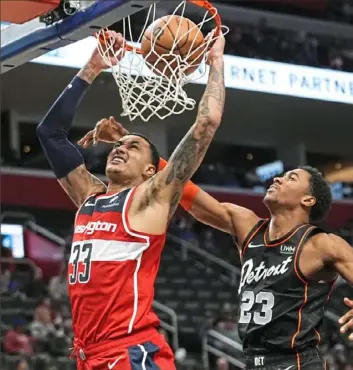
top-left (141, 15), bottom-right (206, 77)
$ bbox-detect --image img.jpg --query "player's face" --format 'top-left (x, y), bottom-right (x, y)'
top-left (105, 135), bottom-right (156, 183)
top-left (263, 169), bottom-right (316, 211)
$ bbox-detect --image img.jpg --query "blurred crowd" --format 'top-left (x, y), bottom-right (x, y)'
top-left (223, 19), bottom-right (353, 72)
top-left (216, 0), bottom-right (353, 25)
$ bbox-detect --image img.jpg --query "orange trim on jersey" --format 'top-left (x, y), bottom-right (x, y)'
top-left (291, 226), bottom-right (315, 349)
top-left (291, 284), bottom-right (308, 348)
top-left (296, 353), bottom-right (301, 370)
top-left (293, 226), bottom-right (315, 285)
top-left (264, 224), bottom-right (308, 247)
top-left (241, 219), bottom-right (268, 256)
top-left (314, 329), bottom-right (321, 344)
top-left (325, 278), bottom-right (337, 303)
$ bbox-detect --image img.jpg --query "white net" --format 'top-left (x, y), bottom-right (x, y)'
top-left (96, 0), bottom-right (228, 122)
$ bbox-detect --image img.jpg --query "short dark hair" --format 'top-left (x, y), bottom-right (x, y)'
top-left (127, 133), bottom-right (160, 171)
top-left (299, 166), bottom-right (332, 223)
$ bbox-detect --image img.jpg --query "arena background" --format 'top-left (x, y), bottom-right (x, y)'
top-left (1, 1), bottom-right (353, 370)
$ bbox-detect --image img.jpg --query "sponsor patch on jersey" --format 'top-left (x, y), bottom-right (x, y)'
top-left (74, 221), bottom-right (117, 235)
top-left (238, 257), bottom-right (292, 293)
top-left (280, 245), bottom-right (296, 254)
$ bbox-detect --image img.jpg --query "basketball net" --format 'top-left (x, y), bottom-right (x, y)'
top-left (96, 0), bottom-right (228, 122)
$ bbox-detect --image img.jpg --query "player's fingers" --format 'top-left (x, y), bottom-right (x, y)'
top-left (340, 318), bottom-right (353, 335)
top-left (82, 140), bottom-right (92, 149)
top-left (338, 310), bottom-right (353, 325)
top-left (78, 131), bottom-right (93, 146)
top-left (93, 128), bottom-right (100, 146)
top-left (110, 116), bottom-right (128, 136)
top-left (344, 297), bottom-right (353, 308)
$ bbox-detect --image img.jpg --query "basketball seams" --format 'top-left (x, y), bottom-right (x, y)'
top-left (141, 15), bottom-right (206, 76)
top-left (163, 16), bottom-right (186, 58)
top-left (178, 18), bottom-right (191, 53)
top-left (142, 33), bottom-right (173, 53)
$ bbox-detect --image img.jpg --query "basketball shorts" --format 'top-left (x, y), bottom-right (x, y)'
top-left (245, 348), bottom-right (327, 370)
top-left (74, 330), bottom-right (175, 370)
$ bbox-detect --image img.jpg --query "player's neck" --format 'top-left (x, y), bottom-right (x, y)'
top-left (106, 180), bottom-right (137, 195)
top-left (269, 211), bottom-right (308, 240)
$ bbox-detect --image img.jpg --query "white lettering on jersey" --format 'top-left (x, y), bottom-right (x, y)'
top-left (74, 221), bottom-right (117, 235)
top-left (238, 257), bottom-right (292, 293)
top-left (280, 245), bottom-right (296, 254)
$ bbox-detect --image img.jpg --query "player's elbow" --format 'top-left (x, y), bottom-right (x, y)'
top-left (209, 112), bottom-right (223, 128)
top-left (36, 121), bottom-right (51, 142)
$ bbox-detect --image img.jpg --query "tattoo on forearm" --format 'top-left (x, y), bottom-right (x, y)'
top-left (166, 57), bottom-right (225, 186)
top-left (140, 58), bottom-right (225, 215)
top-left (169, 191), bottom-right (181, 218)
top-left (77, 61), bottom-right (100, 84)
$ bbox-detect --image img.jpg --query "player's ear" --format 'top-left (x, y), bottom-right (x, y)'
top-left (143, 164), bottom-right (156, 179)
top-left (301, 195), bottom-right (316, 209)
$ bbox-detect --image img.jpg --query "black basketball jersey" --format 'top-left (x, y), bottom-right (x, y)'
top-left (237, 219), bottom-right (335, 355)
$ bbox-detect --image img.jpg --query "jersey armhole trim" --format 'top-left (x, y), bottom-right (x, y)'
top-left (241, 219), bottom-right (268, 256)
top-left (122, 187), bottom-right (165, 238)
top-left (293, 226), bottom-right (316, 285)
top-left (74, 191), bottom-right (105, 224)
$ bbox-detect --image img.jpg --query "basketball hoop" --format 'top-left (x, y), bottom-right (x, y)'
top-left (96, 0), bottom-right (228, 122)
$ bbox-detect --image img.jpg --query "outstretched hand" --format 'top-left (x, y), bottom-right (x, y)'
top-left (339, 297), bottom-right (353, 340)
top-left (78, 117), bottom-right (129, 148)
top-left (90, 31), bottom-right (126, 72)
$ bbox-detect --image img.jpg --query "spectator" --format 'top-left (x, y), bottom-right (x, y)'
top-left (0, 267), bottom-right (11, 294)
top-left (215, 357), bottom-right (230, 370)
top-left (12, 358), bottom-right (30, 370)
top-left (178, 217), bottom-right (199, 246)
top-left (48, 264), bottom-right (68, 303)
top-left (26, 266), bottom-right (46, 298)
top-left (29, 303), bottom-right (56, 351)
top-left (4, 319), bottom-right (34, 356)
top-left (202, 229), bottom-right (216, 252)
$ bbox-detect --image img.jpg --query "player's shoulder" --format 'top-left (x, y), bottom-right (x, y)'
top-left (310, 231), bottom-right (341, 246)
top-left (222, 203), bottom-right (260, 224)
top-left (309, 231), bottom-right (347, 258)
top-left (222, 203), bottom-right (261, 245)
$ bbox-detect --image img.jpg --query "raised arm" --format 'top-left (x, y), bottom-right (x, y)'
top-left (318, 234), bottom-right (353, 340)
top-left (37, 32), bottom-right (124, 207)
top-left (137, 34), bottom-right (226, 217)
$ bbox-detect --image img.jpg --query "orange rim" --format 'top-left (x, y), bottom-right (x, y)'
top-left (96, 0), bottom-right (222, 54)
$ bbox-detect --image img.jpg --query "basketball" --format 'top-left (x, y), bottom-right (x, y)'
top-left (141, 15), bottom-right (206, 77)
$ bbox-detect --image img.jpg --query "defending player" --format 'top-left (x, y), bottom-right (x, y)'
top-left (81, 118), bottom-right (353, 370)
top-left (36, 31), bottom-right (226, 369)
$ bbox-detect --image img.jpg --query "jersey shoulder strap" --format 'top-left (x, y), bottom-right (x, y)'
top-left (294, 224), bottom-right (327, 283)
top-left (241, 219), bottom-right (269, 256)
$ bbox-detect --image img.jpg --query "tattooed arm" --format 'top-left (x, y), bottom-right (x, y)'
top-left (135, 35), bottom-right (226, 220)
top-left (37, 32), bottom-right (125, 207)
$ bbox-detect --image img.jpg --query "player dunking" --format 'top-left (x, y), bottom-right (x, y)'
top-left (81, 120), bottom-right (353, 370)
top-left (37, 31), bottom-right (226, 369)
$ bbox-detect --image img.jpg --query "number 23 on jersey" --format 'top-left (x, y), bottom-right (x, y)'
top-left (239, 291), bottom-right (275, 325)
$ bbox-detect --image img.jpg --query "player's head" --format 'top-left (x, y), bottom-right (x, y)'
top-left (263, 166), bottom-right (332, 223)
top-left (106, 133), bottom-right (159, 184)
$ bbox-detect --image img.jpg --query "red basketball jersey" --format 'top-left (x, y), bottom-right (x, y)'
top-left (68, 188), bottom-right (166, 345)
